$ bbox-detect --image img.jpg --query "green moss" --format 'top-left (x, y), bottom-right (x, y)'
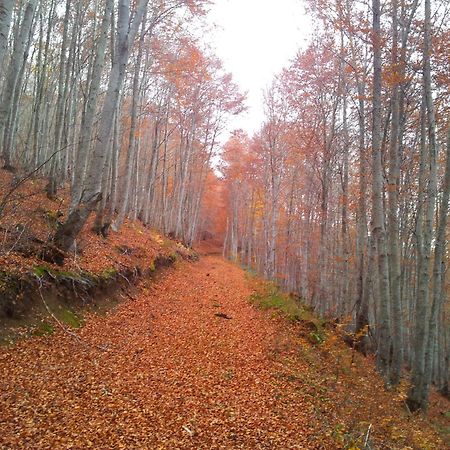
top-left (32, 265), bottom-right (81, 280)
top-left (100, 267), bottom-right (117, 279)
top-left (33, 265), bottom-right (48, 278)
top-left (55, 269), bottom-right (81, 279)
top-left (250, 284), bottom-right (303, 322)
top-left (54, 306), bottom-right (82, 328)
top-left (34, 321), bottom-right (55, 336)
top-left (34, 309), bottom-right (81, 334)
top-left (250, 282), bottom-right (326, 343)
top-left (310, 331), bottom-right (324, 344)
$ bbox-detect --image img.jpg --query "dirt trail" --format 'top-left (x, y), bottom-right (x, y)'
top-left (0, 256), bottom-right (330, 449)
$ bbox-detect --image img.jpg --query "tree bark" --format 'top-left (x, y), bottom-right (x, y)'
top-left (387, 0), bottom-right (403, 387)
top-left (55, 0), bottom-right (148, 253)
top-left (371, 0), bottom-right (392, 382)
top-left (0, 0), bottom-right (14, 72)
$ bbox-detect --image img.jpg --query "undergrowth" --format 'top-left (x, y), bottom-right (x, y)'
top-left (250, 280), bottom-right (326, 344)
top-left (247, 277), bottom-right (449, 449)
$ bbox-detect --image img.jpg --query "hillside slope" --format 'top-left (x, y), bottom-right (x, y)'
top-left (0, 171), bottom-right (194, 339)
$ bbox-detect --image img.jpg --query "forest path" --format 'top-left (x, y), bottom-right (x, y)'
top-left (0, 255), bottom-right (330, 449)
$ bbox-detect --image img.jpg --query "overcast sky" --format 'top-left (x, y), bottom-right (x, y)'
top-left (207, 0), bottom-right (312, 137)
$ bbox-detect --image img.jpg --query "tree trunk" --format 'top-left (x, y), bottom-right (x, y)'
top-left (423, 128), bottom-right (449, 405)
top-left (406, 0), bottom-right (440, 412)
top-left (0, 0), bottom-right (14, 73)
top-left (387, 0), bottom-right (403, 387)
top-left (55, 0), bottom-right (148, 253)
top-left (113, 12), bottom-right (146, 230)
top-left (70, 0), bottom-right (114, 210)
top-left (46, 0), bottom-right (72, 199)
top-left (371, 0), bottom-right (391, 382)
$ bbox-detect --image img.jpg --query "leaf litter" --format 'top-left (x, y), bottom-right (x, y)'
top-left (0, 254), bottom-right (447, 449)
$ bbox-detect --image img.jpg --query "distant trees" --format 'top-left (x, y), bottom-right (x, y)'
top-left (222, 0), bottom-right (449, 411)
top-left (0, 0), bottom-right (243, 252)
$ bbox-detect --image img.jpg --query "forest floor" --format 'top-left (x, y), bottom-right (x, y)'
top-left (0, 246), bottom-right (449, 449)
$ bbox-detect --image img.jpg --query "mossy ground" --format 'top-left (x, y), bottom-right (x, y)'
top-left (249, 280), bottom-right (326, 344)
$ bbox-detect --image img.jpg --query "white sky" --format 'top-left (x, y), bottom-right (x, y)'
top-left (207, 0), bottom-right (312, 137)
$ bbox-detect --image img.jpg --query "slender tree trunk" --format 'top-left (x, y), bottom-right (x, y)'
top-left (406, 0), bottom-right (440, 412)
top-left (355, 78), bottom-right (370, 351)
top-left (423, 126), bottom-right (449, 407)
top-left (340, 32), bottom-right (350, 317)
top-left (387, 0), bottom-right (403, 386)
top-left (46, 0), bottom-right (71, 199)
top-left (103, 109), bottom-right (121, 229)
top-left (372, 0), bottom-right (391, 382)
top-left (55, 0), bottom-right (148, 253)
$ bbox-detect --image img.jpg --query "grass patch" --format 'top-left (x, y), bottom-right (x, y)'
top-left (250, 283), bottom-right (304, 322)
top-left (250, 281), bottom-right (326, 343)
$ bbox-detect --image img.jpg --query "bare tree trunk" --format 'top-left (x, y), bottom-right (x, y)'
top-left (45, 0), bottom-right (71, 198)
top-left (372, 0), bottom-right (391, 382)
top-left (340, 32), bottom-right (350, 318)
top-left (387, 0), bottom-right (403, 386)
top-left (406, 0), bottom-right (440, 412)
top-left (103, 109), bottom-right (121, 229)
top-left (424, 126), bottom-right (450, 401)
top-left (70, 0), bottom-right (114, 210)
top-left (355, 78), bottom-right (369, 350)
top-left (0, 0), bottom-right (14, 72)
top-left (113, 12), bottom-right (146, 230)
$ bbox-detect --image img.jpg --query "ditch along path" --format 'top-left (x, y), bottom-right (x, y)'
top-left (1, 255), bottom-right (344, 449)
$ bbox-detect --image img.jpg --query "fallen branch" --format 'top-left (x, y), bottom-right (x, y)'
top-left (364, 423), bottom-right (372, 449)
top-left (215, 312), bottom-right (232, 320)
